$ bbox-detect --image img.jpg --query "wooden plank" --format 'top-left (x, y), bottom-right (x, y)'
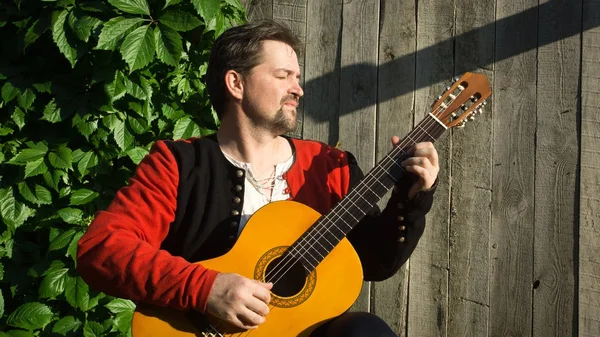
top-left (243, 0), bottom-right (272, 21)
top-left (337, 0), bottom-right (380, 314)
top-left (580, 0), bottom-right (600, 334)
top-left (447, 0), bottom-right (495, 336)
top-left (533, 0), bottom-right (580, 336)
top-left (407, 0), bottom-right (455, 335)
top-left (301, 0), bottom-right (342, 144)
top-left (272, 0), bottom-right (307, 139)
top-left (371, 0), bottom-right (417, 334)
top-left (490, 0), bottom-right (537, 335)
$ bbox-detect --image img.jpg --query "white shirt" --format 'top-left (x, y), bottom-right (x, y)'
top-left (222, 152), bottom-right (295, 235)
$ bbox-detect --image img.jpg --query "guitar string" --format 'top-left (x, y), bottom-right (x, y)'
top-left (232, 104), bottom-right (452, 337)
top-left (261, 97), bottom-right (453, 288)
top-left (210, 86), bottom-right (472, 337)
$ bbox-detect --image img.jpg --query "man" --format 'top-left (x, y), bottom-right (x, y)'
top-left (77, 19), bottom-right (439, 337)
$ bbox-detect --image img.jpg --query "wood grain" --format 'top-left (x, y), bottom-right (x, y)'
top-left (371, 0), bottom-right (418, 334)
top-left (447, 0), bottom-right (495, 335)
top-left (490, 0), bottom-right (537, 335)
top-left (301, 0), bottom-right (342, 145)
top-left (407, 0), bottom-right (455, 335)
top-left (580, 0), bottom-right (600, 335)
top-left (337, 0), bottom-right (380, 314)
top-left (533, 0), bottom-right (580, 336)
top-left (273, 0), bottom-right (306, 139)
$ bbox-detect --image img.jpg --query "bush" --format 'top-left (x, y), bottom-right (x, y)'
top-left (0, 0), bottom-right (245, 335)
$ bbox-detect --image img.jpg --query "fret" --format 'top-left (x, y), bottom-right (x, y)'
top-left (289, 114), bottom-right (448, 273)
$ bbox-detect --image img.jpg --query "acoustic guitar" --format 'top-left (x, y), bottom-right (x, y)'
top-left (131, 72), bottom-right (492, 337)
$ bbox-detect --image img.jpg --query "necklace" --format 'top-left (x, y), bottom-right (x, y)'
top-left (245, 165), bottom-right (277, 202)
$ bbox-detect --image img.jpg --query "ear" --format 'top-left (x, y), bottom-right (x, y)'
top-left (224, 70), bottom-right (244, 101)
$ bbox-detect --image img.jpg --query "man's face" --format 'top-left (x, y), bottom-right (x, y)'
top-left (240, 40), bottom-right (304, 134)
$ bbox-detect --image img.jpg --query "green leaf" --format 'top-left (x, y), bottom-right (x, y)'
top-left (48, 145), bottom-right (73, 170)
top-left (191, 0), bottom-right (221, 22)
top-left (113, 311), bottom-right (134, 333)
top-left (43, 170), bottom-right (64, 192)
top-left (33, 82), bottom-right (52, 93)
top-left (65, 275), bottom-right (90, 310)
top-left (42, 99), bottom-right (63, 123)
top-left (113, 117), bottom-right (133, 151)
top-left (1, 82), bottom-right (20, 103)
top-left (67, 231), bottom-right (84, 261)
top-left (120, 24), bottom-right (156, 73)
top-left (6, 302), bottom-right (54, 330)
top-left (0, 264), bottom-right (4, 280)
top-left (52, 10), bottom-right (78, 67)
top-left (4, 331), bottom-right (34, 337)
top-left (76, 119), bottom-right (98, 139)
top-left (224, 0), bottom-right (244, 10)
top-left (36, 185), bottom-right (52, 204)
top-left (49, 228), bottom-right (76, 252)
top-left (155, 23), bottom-right (182, 66)
top-left (105, 299), bottom-right (136, 314)
top-left (69, 189), bottom-right (99, 205)
top-left (124, 75), bottom-right (152, 100)
top-left (0, 188), bottom-right (33, 231)
top-left (158, 10), bottom-right (201, 31)
top-left (58, 208), bottom-right (83, 224)
top-left (39, 266), bottom-right (68, 298)
top-left (126, 146), bottom-right (149, 164)
top-left (83, 321), bottom-right (105, 337)
top-left (163, 0), bottom-right (183, 9)
top-left (68, 13), bottom-right (102, 42)
top-left (24, 158), bottom-right (48, 178)
top-left (17, 89), bottom-right (36, 110)
top-left (173, 115), bottom-right (202, 139)
top-left (9, 144), bottom-right (48, 165)
top-left (127, 116), bottom-right (148, 134)
top-left (162, 104), bottom-right (184, 120)
top-left (78, 151), bottom-right (98, 176)
top-left (0, 289), bottom-right (3, 317)
top-left (105, 71), bottom-right (126, 102)
top-left (96, 17), bottom-right (144, 51)
top-left (17, 182), bottom-right (38, 204)
top-left (52, 316), bottom-right (82, 336)
top-left (108, 0), bottom-right (151, 15)
top-left (11, 107), bottom-right (26, 130)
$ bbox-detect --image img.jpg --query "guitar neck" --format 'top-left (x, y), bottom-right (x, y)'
top-left (292, 114), bottom-right (447, 273)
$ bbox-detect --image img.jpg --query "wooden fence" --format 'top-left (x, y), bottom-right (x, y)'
top-left (242, 0), bottom-right (599, 336)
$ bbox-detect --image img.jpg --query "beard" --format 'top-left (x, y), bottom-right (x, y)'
top-left (270, 106), bottom-right (297, 133)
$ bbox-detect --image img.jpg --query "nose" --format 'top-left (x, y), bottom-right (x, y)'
top-left (290, 80), bottom-right (304, 98)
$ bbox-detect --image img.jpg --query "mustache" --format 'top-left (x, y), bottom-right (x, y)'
top-left (280, 94), bottom-right (299, 104)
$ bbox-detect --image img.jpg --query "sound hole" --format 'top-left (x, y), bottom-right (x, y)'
top-left (264, 256), bottom-right (308, 298)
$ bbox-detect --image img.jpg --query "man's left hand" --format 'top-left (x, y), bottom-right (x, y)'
top-left (392, 137), bottom-right (439, 199)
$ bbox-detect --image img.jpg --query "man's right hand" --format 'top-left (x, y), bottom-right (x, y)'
top-left (205, 273), bottom-right (273, 330)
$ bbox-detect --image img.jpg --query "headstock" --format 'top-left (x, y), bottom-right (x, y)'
top-left (431, 72), bottom-right (492, 129)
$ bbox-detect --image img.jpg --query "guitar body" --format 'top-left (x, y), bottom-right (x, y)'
top-left (131, 200), bottom-right (364, 337)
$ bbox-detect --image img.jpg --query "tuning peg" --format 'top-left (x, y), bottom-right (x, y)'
top-left (471, 96), bottom-right (478, 102)
top-left (482, 100), bottom-right (488, 106)
top-left (453, 77), bottom-right (460, 82)
top-left (446, 86), bottom-right (451, 91)
top-left (478, 108), bottom-right (484, 114)
top-left (437, 95), bottom-right (443, 100)
top-left (468, 115), bottom-right (475, 121)
top-left (457, 121), bottom-right (467, 128)
top-left (461, 105), bottom-right (468, 111)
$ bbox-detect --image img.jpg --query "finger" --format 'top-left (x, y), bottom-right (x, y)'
top-left (391, 136), bottom-right (401, 146)
top-left (247, 296), bottom-right (270, 316)
top-left (238, 307), bottom-right (267, 328)
top-left (252, 281), bottom-right (272, 303)
top-left (401, 157), bottom-right (431, 170)
top-left (412, 148), bottom-right (439, 168)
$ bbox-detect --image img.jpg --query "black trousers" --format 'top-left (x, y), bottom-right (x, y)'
top-left (309, 312), bottom-right (398, 337)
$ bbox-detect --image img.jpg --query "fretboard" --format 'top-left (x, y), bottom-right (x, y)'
top-left (291, 114), bottom-right (447, 273)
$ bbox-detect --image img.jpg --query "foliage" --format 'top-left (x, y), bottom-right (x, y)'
top-left (0, 0), bottom-right (245, 335)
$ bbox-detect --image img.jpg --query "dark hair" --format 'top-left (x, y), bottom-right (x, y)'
top-left (205, 19), bottom-right (302, 118)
